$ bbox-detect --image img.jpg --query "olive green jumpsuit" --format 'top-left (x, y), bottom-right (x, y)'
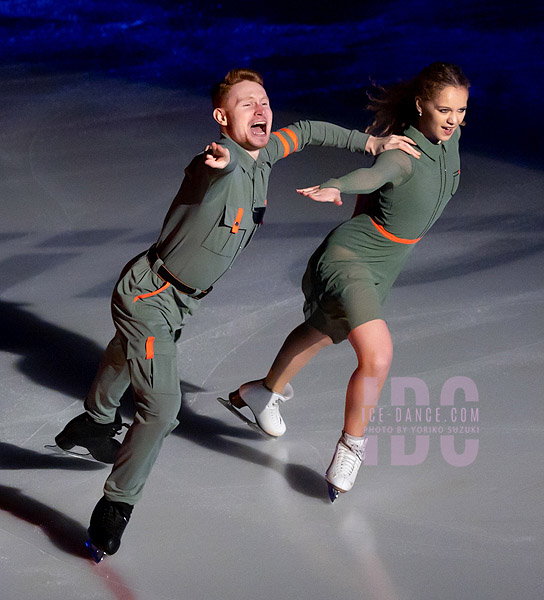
top-left (303, 125), bottom-right (462, 343)
top-left (84, 121), bottom-right (371, 505)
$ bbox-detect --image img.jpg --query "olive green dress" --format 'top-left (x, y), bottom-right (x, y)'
top-left (303, 125), bottom-right (462, 342)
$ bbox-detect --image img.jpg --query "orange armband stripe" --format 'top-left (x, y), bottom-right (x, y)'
top-left (279, 127), bottom-right (298, 152)
top-left (272, 131), bottom-right (290, 158)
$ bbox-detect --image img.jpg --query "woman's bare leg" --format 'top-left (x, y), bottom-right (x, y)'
top-left (264, 323), bottom-right (333, 394)
top-left (344, 319), bottom-right (393, 437)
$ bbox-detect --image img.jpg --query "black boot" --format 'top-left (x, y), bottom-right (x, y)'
top-left (88, 497), bottom-right (133, 558)
top-left (55, 412), bottom-right (125, 463)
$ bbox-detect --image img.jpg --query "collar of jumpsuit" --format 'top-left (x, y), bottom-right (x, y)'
top-left (219, 133), bottom-right (268, 174)
top-left (404, 124), bottom-right (454, 161)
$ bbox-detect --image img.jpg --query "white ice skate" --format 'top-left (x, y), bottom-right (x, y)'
top-left (217, 380), bottom-right (293, 438)
top-left (325, 433), bottom-right (367, 502)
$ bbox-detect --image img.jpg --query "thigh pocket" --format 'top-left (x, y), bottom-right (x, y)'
top-left (126, 337), bottom-right (179, 395)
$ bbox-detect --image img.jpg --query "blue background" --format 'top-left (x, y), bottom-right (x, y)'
top-left (2, 0), bottom-right (543, 163)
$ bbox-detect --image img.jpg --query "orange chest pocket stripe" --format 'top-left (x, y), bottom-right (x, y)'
top-left (231, 208), bottom-right (244, 233)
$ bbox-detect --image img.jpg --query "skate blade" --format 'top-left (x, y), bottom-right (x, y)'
top-left (44, 444), bottom-right (94, 461)
top-left (327, 483), bottom-right (342, 503)
top-left (85, 539), bottom-right (106, 563)
top-left (216, 397), bottom-right (277, 440)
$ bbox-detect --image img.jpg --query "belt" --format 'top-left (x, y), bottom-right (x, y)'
top-left (146, 245), bottom-right (212, 300)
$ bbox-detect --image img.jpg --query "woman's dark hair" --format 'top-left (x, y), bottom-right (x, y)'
top-left (365, 62), bottom-right (470, 136)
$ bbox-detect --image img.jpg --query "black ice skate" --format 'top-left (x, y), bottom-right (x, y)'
top-left (50, 412), bottom-right (126, 463)
top-left (86, 496), bottom-right (133, 563)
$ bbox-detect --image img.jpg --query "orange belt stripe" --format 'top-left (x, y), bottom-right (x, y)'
top-left (370, 218), bottom-right (421, 245)
top-left (133, 282), bottom-right (171, 303)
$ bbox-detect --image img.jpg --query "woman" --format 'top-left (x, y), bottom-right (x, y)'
top-left (226, 62), bottom-right (470, 501)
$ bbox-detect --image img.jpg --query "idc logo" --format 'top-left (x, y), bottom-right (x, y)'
top-left (364, 376), bottom-right (480, 467)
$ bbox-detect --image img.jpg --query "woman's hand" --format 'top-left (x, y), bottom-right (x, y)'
top-left (366, 135), bottom-right (421, 158)
top-left (297, 186), bottom-right (343, 206)
top-left (204, 142), bottom-right (230, 169)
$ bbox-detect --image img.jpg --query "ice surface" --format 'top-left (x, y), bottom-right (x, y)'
top-left (1, 69), bottom-right (543, 600)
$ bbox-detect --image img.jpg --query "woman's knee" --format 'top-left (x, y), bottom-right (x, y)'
top-left (369, 349), bottom-right (393, 379)
top-left (348, 319), bottom-right (393, 377)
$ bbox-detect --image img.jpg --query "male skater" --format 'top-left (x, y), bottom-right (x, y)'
top-left (54, 68), bottom-right (419, 560)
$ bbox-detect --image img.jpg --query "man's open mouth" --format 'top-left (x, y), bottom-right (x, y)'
top-left (251, 121), bottom-right (267, 135)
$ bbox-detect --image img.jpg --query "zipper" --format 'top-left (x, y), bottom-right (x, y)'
top-left (419, 145), bottom-right (447, 237)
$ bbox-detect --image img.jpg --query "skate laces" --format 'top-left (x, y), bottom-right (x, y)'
top-left (99, 502), bottom-right (132, 529)
top-left (118, 422), bottom-right (129, 434)
top-left (336, 438), bottom-right (366, 475)
top-left (336, 443), bottom-right (361, 475)
top-left (109, 421), bottom-right (129, 436)
top-left (265, 397), bottom-right (283, 424)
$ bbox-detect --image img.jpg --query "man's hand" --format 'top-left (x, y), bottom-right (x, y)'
top-left (204, 142), bottom-right (230, 169)
top-left (297, 185), bottom-right (343, 206)
top-left (366, 135), bottom-right (421, 158)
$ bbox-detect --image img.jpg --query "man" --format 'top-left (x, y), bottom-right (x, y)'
top-left (54, 68), bottom-right (419, 560)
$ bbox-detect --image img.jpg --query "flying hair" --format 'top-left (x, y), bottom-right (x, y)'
top-left (365, 62), bottom-right (470, 136)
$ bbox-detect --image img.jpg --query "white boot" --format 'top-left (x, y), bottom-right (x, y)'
top-left (325, 432), bottom-right (367, 501)
top-left (231, 380), bottom-right (293, 437)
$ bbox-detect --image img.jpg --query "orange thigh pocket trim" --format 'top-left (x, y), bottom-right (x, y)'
top-left (145, 336), bottom-right (155, 359)
top-left (133, 282), bottom-right (171, 303)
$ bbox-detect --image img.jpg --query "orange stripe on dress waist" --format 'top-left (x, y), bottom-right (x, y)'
top-left (370, 218), bottom-right (421, 245)
top-left (272, 131), bottom-right (290, 158)
top-left (133, 282), bottom-right (171, 303)
top-left (279, 127), bottom-right (298, 152)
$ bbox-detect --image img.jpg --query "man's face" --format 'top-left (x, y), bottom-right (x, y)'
top-left (214, 80), bottom-right (273, 154)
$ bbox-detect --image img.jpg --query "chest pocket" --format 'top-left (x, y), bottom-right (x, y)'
top-left (451, 170), bottom-right (461, 195)
top-left (201, 204), bottom-right (248, 256)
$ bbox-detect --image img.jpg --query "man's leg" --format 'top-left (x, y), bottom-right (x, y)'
top-left (103, 343), bottom-right (182, 505)
top-left (84, 255), bottom-right (202, 558)
top-left (86, 286), bottom-right (189, 560)
top-left (85, 333), bottom-right (131, 422)
top-left (55, 334), bottom-right (129, 462)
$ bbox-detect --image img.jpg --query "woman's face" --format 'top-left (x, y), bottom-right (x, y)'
top-left (416, 85), bottom-right (469, 143)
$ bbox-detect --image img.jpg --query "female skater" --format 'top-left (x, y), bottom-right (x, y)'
top-left (225, 62), bottom-right (470, 501)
